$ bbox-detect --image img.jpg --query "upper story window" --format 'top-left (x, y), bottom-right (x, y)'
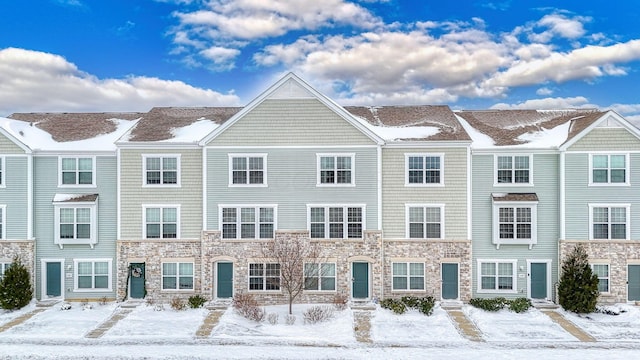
top-left (53, 196), bottom-right (98, 249)
top-left (406, 204), bottom-right (444, 239)
top-left (143, 155), bottom-right (180, 187)
top-left (220, 206), bottom-right (275, 239)
top-left (317, 154), bottom-right (354, 186)
top-left (590, 154), bottom-right (628, 185)
top-left (229, 154), bottom-right (267, 186)
top-left (59, 157), bottom-right (95, 187)
top-left (308, 205), bottom-right (364, 239)
top-left (405, 154), bottom-right (443, 186)
top-left (491, 193), bottom-right (538, 249)
top-left (74, 259), bottom-right (112, 292)
top-left (478, 260), bottom-right (517, 293)
top-left (144, 206), bottom-right (179, 239)
top-left (495, 155), bottom-right (532, 185)
top-left (589, 204), bottom-right (630, 240)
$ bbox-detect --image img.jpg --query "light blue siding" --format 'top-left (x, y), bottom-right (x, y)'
top-left (1, 156), bottom-right (30, 239)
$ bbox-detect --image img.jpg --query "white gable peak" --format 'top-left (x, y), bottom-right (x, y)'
top-left (267, 77), bottom-right (314, 99)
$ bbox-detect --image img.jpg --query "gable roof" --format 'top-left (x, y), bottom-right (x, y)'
top-left (559, 110), bottom-right (640, 150)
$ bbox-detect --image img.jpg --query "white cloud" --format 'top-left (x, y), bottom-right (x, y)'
top-left (199, 46), bottom-right (241, 71)
top-left (532, 14), bottom-right (589, 42)
top-left (0, 48), bottom-right (240, 116)
top-left (536, 87), bottom-right (553, 96)
top-left (490, 96), bottom-right (593, 110)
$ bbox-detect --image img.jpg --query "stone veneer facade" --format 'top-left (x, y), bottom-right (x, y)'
top-left (0, 241), bottom-right (36, 292)
top-left (560, 240), bottom-right (640, 303)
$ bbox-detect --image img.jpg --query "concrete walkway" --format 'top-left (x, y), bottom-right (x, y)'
top-left (85, 309), bottom-right (133, 339)
top-left (541, 309), bottom-right (597, 342)
top-left (0, 308), bottom-right (47, 333)
top-left (443, 308), bottom-right (484, 342)
top-left (353, 310), bottom-right (373, 343)
top-left (195, 310), bottom-right (225, 338)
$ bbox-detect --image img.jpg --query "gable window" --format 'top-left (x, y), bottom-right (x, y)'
top-left (220, 206), bottom-right (276, 239)
top-left (304, 263), bottom-right (336, 291)
top-left (317, 154), bottom-right (354, 186)
top-left (0, 205), bottom-right (4, 240)
top-left (143, 155), bottom-right (180, 186)
top-left (406, 154), bottom-right (443, 186)
top-left (589, 204), bottom-right (630, 240)
top-left (406, 205), bottom-right (444, 239)
top-left (229, 154), bottom-right (267, 186)
top-left (392, 262), bottom-right (425, 291)
top-left (60, 157), bottom-right (95, 186)
top-left (492, 194), bottom-right (538, 249)
top-left (478, 260), bottom-right (516, 293)
top-left (249, 263), bottom-right (280, 291)
top-left (144, 206), bottom-right (179, 239)
top-left (496, 155), bottom-right (531, 185)
top-left (308, 205), bottom-right (364, 239)
top-left (162, 262), bottom-right (194, 290)
top-left (53, 196), bottom-right (98, 248)
top-left (591, 264), bottom-right (610, 293)
top-left (590, 154), bottom-right (628, 185)
top-left (74, 259), bottom-right (111, 291)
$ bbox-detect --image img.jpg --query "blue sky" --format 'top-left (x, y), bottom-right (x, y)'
top-left (1, 0), bottom-right (640, 122)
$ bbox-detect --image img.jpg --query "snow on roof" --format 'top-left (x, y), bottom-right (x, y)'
top-left (165, 119), bottom-right (220, 143)
top-left (52, 193), bottom-right (98, 202)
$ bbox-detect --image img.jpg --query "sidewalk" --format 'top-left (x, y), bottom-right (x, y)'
top-left (443, 307), bottom-right (484, 342)
top-left (541, 309), bottom-right (597, 342)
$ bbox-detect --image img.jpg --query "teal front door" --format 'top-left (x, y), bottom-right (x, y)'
top-left (129, 263), bottom-right (145, 299)
top-left (628, 265), bottom-right (640, 301)
top-left (530, 263), bottom-right (547, 299)
top-left (216, 262), bottom-right (233, 299)
top-left (45, 262), bottom-right (61, 297)
top-left (441, 263), bottom-right (459, 300)
top-left (352, 262), bottom-right (369, 299)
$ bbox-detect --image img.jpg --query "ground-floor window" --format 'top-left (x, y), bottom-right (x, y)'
top-left (162, 262), bottom-right (194, 290)
top-left (304, 263), bottom-right (336, 291)
top-left (392, 262), bottom-right (425, 290)
top-left (74, 259), bottom-right (112, 291)
top-left (0, 262), bottom-right (10, 280)
top-left (249, 263), bottom-right (280, 291)
top-left (591, 264), bottom-right (610, 293)
top-left (478, 260), bottom-right (516, 292)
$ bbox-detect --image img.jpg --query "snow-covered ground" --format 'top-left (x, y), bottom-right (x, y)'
top-left (1, 301), bottom-right (640, 359)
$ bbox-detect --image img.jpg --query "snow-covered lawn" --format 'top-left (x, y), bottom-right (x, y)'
top-left (562, 304), bottom-right (640, 341)
top-left (371, 306), bottom-right (464, 345)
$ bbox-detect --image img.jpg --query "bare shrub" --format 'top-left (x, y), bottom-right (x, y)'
top-left (98, 296), bottom-right (108, 306)
top-left (267, 312), bottom-right (279, 325)
top-left (285, 314), bottom-right (296, 325)
top-left (333, 293), bottom-right (348, 311)
top-left (232, 293), bottom-right (265, 322)
top-left (170, 297), bottom-right (187, 311)
top-left (303, 305), bottom-right (334, 324)
top-left (145, 297), bottom-right (156, 306)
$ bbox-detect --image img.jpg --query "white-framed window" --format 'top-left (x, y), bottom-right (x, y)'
top-left (144, 205), bottom-right (179, 239)
top-left (143, 155), bottom-right (180, 187)
top-left (405, 154), bottom-right (444, 186)
top-left (589, 204), bottom-right (630, 240)
top-left (477, 260), bottom-right (517, 293)
top-left (0, 262), bottom-right (10, 280)
top-left (495, 155), bottom-right (532, 185)
top-left (0, 156), bottom-right (4, 187)
top-left (406, 204), bottom-right (444, 239)
top-left (392, 262), bottom-right (425, 291)
top-left (228, 154), bottom-right (267, 186)
top-left (220, 206), bottom-right (276, 239)
top-left (590, 154), bottom-right (628, 185)
top-left (74, 259), bottom-right (112, 292)
top-left (492, 200), bottom-right (537, 248)
top-left (304, 263), bottom-right (336, 291)
top-left (162, 262), bottom-right (194, 290)
top-left (308, 205), bottom-right (364, 239)
top-left (0, 205), bottom-right (5, 240)
top-left (591, 264), bottom-right (610, 293)
top-left (248, 263), bottom-right (280, 291)
top-left (317, 154), bottom-right (355, 186)
top-left (59, 157), bottom-right (95, 187)
top-left (54, 203), bottom-right (97, 248)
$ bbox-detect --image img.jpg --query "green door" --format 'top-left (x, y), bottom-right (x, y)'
top-left (45, 262), bottom-right (61, 297)
top-left (530, 263), bottom-right (547, 299)
top-left (441, 263), bottom-right (459, 300)
top-left (216, 262), bottom-right (233, 299)
top-left (628, 265), bottom-right (640, 301)
top-left (352, 262), bottom-right (369, 299)
top-left (129, 263), bottom-right (145, 299)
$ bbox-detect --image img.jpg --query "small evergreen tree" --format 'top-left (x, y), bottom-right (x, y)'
top-left (0, 257), bottom-right (33, 310)
top-left (558, 244), bottom-right (599, 313)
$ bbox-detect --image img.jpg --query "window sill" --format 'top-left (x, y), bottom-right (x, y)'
top-left (477, 289), bottom-right (518, 294)
top-left (142, 184), bottom-right (181, 188)
top-left (390, 289), bottom-right (426, 293)
top-left (493, 183), bottom-right (534, 187)
top-left (588, 183), bottom-right (630, 187)
top-left (73, 288), bottom-right (112, 292)
top-left (160, 289), bottom-right (195, 292)
top-left (315, 184), bottom-right (356, 187)
top-left (55, 239), bottom-right (97, 249)
top-left (493, 240), bottom-right (536, 250)
top-left (58, 184), bottom-right (97, 188)
top-left (228, 184), bottom-right (268, 188)
top-left (404, 183), bottom-right (444, 187)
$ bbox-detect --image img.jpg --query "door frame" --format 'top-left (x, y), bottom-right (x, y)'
top-left (214, 261), bottom-right (234, 300)
top-left (40, 258), bottom-right (65, 300)
top-left (527, 259), bottom-right (552, 300)
top-left (441, 262), bottom-right (460, 300)
top-left (128, 262), bottom-right (146, 299)
top-left (351, 261), bottom-right (371, 300)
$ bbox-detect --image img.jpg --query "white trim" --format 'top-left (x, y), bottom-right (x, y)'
top-left (560, 111), bottom-right (640, 151)
top-left (57, 156), bottom-right (97, 188)
top-left (383, 141), bottom-right (472, 148)
top-left (303, 262), bottom-right (337, 292)
top-left (227, 153), bottom-right (268, 187)
top-left (404, 203), bottom-right (445, 239)
top-left (493, 154), bottom-right (534, 186)
top-left (161, 261), bottom-right (195, 292)
top-left (116, 148), bottom-right (121, 240)
top-left (40, 259), bottom-right (65, 300)
top-left (467, 146), bottom-right (472, 240)
top-left (247, 262), bottom-right (282, 292)
top-left (441, 262), bottom-right (460, 300)
top-left (588, 153), bottom-right (630, 186)
top-left (141, 154), bottom-right (181, 188)
top-left (53, 201), bottom-right (98, 249)
top-left (559, 151), bottom-right (565, 240)
top-left (404, 153), bottom-right (445, 187)
top-left (377, 145), bottom-right (382, 231)
top-left (202, 147), bottom-right (207, 232)
top-left (526, 259), bottom-right (552, 301)
top-left (0, 205), bottom-right (5, 240)
top-left (492, 201), bottom-right (538, 249)
top-left (205, 144), bottom-right (379, 150)
top-left (307, 204), bottom-right (367, 239)
top-left (218, 204), bottom-right (278, 239)
top-left (0, 156), bottom-right (5, 188)
top-left (27, 154), bottom-right (33, 239)
top-left (316, 153), bottom-right (356, 187)
top-left (588, 203), bottom-right (631, 240)
top-left (142, 204), bottom-right (181, 239)
top-left (390, 261), bottom-right (426, 292)
top-left (590, 263), bottom-right (611, 294)
top-left (73, 258), bottom-right (113, 292)
top-left (476, 259), bottom-right (518, 294)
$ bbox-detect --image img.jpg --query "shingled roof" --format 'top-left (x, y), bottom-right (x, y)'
top-left (344, 105), bottom-right (470, 141)
top-left (456, 109), bottom-right (605, 147)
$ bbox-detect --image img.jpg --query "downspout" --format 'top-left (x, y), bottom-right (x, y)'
top-left (378, 144), bottom-right (384, 301)
top-left (557, 150), bottom-right (566, 304)
top-left (201, 146), bottom-right (207, 296)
